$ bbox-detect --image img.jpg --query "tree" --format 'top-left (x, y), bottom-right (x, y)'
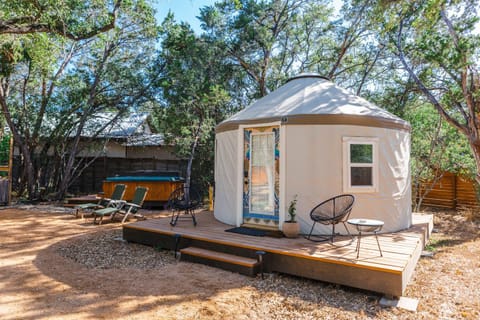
top-left (0, 0), bottom-right (122, 40)
top-left (376, 0), bottom-right (480, 184)
top-left (53, 2), bottom-right (158, 199)
top-left (155, 15), bottom-right (233, 189)
top-left (199, 0), bottom-right (336, 98)
top-left (200, 0), bottom-right (393, 100)
top-left (0, 0), bottom-right (157, 200)
top-left (406, 103), bottom-right (475, 210)
top-left (0, 34), bottom-right (76, 198)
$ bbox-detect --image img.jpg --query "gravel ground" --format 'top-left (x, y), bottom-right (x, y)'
top-left (56, 229), bottom-right (176, 270)
top-left (0, 205), bottom-right (479, 319)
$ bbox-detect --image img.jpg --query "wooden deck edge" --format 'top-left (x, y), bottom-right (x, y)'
top-left (123, 226), bottom-right (409, 296)
top-left (123, 214), bottom-right (434, 297)
top-left (269, 253), bottom-right (404, 297)
top-left (124, 224), bottom-right (403, 275)
top-left (396, 213), bottom-right (433, 295)
top-left (401, 236), bottom-right (423, 295)
top-left (411, 213), bottom-right (434, 247)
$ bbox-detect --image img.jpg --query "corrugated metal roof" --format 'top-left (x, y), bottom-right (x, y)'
top-left (122, 133), bottom-right (165, 146)
top-left (81, 112), bottom-right (149, 138)
top-left (78, 112), bottom-right (165, 147)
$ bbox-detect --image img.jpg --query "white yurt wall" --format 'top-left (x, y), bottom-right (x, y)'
top-left (285, 124), bottom-right (411, 235)
top-left (214, 74), bottom-right (412, 233)
top-left (214, 130), bottom-right (240, 225)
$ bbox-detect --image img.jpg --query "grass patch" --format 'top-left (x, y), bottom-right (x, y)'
top-left (425, 237), bottom-right (461, 251)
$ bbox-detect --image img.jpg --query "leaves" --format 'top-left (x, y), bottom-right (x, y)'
top-left (0, 0), bottom-right (123, 41)
top-left (0, 0), bottom-right (158, 199)
top-left (154, 16), bottom-right (234, 187)
top-left (372, 0), bottom-right (480, 185)
top-left (199, 0), bottom-right (340, 98)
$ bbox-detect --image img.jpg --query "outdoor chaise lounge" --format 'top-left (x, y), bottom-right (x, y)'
top-left (92, 186), bottom-right (148, 225)
top-left (74, 184), bottom-right (126, 219)
top-left (305, 194), bottom-right (355, 243)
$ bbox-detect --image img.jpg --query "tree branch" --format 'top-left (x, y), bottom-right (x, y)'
top-left (0, 0), bottom-right (122, 40)
top-left (440, 8), bottom-right (479, 140)
top-left (396, 18), bottom-right (468, 135)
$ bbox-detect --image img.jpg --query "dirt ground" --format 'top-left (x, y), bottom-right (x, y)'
top-left (0, 205), bottom-right (479, 320)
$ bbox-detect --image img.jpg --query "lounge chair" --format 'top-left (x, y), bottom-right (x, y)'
top-left (92, 186), bottom-right (149, 224)
top-left (305, 194), bottom-right (355, 243)
top-left (74, 184), bottom-right (126, 219)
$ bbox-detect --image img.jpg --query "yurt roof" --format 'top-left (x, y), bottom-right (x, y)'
top-left (216, 74), bottom-right (410, 132)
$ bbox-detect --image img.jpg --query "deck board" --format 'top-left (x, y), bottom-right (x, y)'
top-left (123, 211), bottom-right (432, 296)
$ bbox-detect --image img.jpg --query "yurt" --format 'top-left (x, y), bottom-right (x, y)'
top-left (214, 74), bottom-right (411, 235)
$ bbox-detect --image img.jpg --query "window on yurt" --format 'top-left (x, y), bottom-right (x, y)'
top-left (343, 137), bottom-right (378, 193)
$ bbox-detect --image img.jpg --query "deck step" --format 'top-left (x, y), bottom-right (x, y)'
top-left (180, 246), bottom-right (259, 276)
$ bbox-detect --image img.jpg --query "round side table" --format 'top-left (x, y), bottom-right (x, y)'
top-left (347, 218), bottom-right (384, 258)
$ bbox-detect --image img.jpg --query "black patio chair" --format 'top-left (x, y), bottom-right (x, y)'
top-left (305, 194), bottom-right (355, 243)
top-left (168, 186), bottom-right (202, 226)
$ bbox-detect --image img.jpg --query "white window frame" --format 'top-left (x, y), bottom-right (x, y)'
top-left (342, 137), bottom-right (379, 193)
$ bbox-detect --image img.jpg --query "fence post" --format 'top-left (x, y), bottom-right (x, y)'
top-left (8, 136), bottom-right (13, 205)
top-left (453, 174), bottom-right (457, 210)
top-left (208, 185), bottom-right (214, 211)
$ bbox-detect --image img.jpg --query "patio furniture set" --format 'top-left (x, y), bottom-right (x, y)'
top-left (75, 184), bottom-right (149, 224)
top-left (74, 183), bottom-right (202, 226)
top-left (75, 183), bottom-right (383, 258)
top-left (305, 194), bottom-right (384, 258)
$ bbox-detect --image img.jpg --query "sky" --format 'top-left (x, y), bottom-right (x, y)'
top-left (153, 1), bottom-right (479, 36)
top-left (154, 0), bottom-right (344, 34)
top-left (154, 0), bottom-right (218, 33)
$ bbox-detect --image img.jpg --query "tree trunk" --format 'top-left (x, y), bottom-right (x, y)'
top-left (413, 172), bottom-right (444, 212)
top-left (0, 98), bottom-right (37, 199)
top-left (56, 41), bottom-right (116, 200)
top-left (56, 113), bottom-right (90, 199)
top-left (185, 132), bottom-right (200, 190)
top-left (470, 142), bottom-right (480, 186)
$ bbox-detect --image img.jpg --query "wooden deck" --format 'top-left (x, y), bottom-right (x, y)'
top-left (123, 212), bottom-right (433, 297)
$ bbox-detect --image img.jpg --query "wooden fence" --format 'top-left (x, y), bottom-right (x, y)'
top-left (419, 172), bottom-right (479, 209)
top-left (11, 156), bottom-right (183, 196)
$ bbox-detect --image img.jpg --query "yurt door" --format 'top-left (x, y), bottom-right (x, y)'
top-left (242, 126), bottom-right (280, 229)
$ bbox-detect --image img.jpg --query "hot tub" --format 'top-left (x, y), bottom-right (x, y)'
top-left (102, 176), bottom-right (184, 204)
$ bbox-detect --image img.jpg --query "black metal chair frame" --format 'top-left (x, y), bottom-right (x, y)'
top-left (168, 186), bottom-right (202, 226)
top-left (305, 194), bottom-right (355, 243)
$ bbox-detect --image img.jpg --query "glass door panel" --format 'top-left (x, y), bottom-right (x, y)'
top-left (249, 133), bottom-right (275, 214)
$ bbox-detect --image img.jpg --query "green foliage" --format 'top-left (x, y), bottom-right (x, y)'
top-left (406, 103), bottom-right (475, 179)
top-left (199, 0), bottom-right (338, 98)
top-left (0, 135), bottom-right (10, 166)
top-left (350, 145), bottom-right (372, 163)
top-left (373, 0), bottom-right (480, 183)
top-left (406, 102), bottom-right (475, 210)
top-left (3, 0), bottom-right (479, 202)
top-left (154, 15), bottom-right (235, 188)
top-left (425, 237), bottom-right (458, 252)
top-left (287, 195), bottom-right (297, 222)
top-left (199, 0), bottom-right (397, 101)
top-left (0, 0), bottom-right (123, 40)
top-left (0, 0), bottom-right (158, 199)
